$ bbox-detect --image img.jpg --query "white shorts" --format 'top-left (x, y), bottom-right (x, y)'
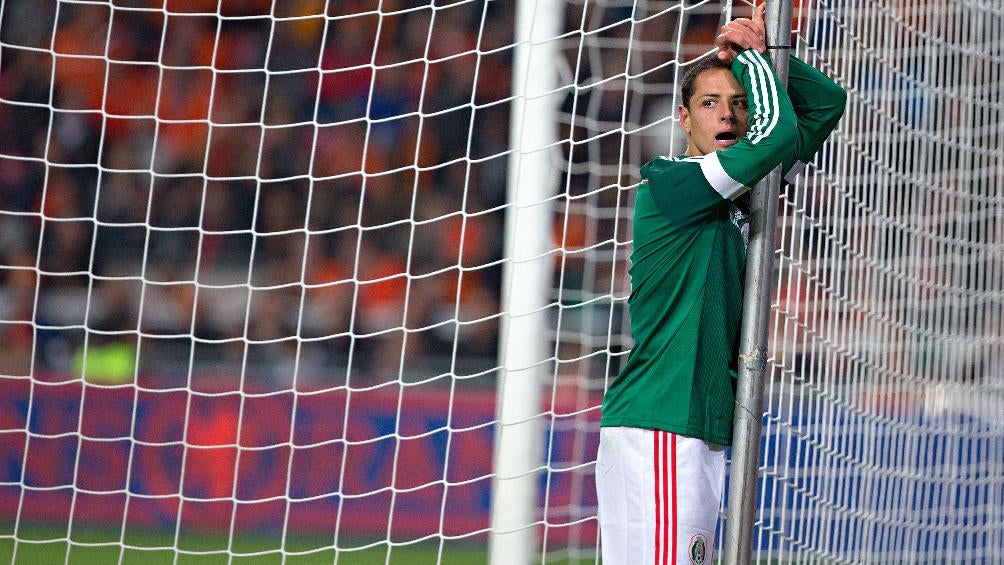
top-left (595, 426), bottom-right (726, 565)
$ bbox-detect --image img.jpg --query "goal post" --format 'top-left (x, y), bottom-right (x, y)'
top-left (723, 2), bottom-right (794, 563)
top-left (490, 1), bottom-right (563, 564)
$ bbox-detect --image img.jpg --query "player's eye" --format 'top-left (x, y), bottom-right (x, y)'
top-left (733, 99), bottom-right (748, 110)
top-left (702, 99), bottom-right (716, 108)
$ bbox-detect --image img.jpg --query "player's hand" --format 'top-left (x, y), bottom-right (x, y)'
top-left (716, 3), bottom-right (767, 63)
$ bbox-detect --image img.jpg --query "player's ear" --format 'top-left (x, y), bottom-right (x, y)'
top-left (678, 104), bottom-right (691, 134)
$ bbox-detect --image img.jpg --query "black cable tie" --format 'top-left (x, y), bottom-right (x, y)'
top-left (766, 45), bottom-right (792, 49)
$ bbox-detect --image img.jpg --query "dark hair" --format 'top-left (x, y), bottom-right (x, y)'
top-left (680, 54), bottom-right (731, 109)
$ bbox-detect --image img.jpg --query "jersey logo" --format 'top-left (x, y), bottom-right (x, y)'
top-left (689, 533), bottom-right (708, 564)
top-left (729, 203), bottom-right (750, 247)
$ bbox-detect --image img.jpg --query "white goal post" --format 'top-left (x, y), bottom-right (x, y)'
top-left (490, 1), bottom-right (563, 563)
top-left (0, 1), bottom-right (1001, 564)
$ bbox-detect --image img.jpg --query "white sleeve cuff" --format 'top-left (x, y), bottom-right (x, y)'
top-left (784, 161), bottom-right (806, 184)
top-left (699, 152), bottom-right (748, 200)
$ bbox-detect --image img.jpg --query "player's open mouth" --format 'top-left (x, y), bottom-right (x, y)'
top-left (715, 131), bottom-right (738, 147)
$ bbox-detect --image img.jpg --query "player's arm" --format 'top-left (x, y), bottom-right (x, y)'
top-left (641, 49), bottom-right (798, 227)
top-left (716, 49), bottom-right (800, 189)
top-left (781, 55), bottom-right (847, 182)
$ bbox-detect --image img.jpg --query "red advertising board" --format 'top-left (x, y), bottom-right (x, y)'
top-left (0, 377), bottom-right (599, 542)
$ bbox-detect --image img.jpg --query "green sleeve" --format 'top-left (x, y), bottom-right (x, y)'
top-left (714, 50), bottom-right (800, 192)
top-left (782, 55), bottom-right (847, 180)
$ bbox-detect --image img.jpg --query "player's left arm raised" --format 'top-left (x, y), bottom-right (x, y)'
top-left (782, 56), bottom-right (846, 182)
top-left (717, 4), bottom-right (846, 181)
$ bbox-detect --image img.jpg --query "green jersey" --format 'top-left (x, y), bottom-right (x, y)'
top-left (600, 52), bottom-right (846, 445)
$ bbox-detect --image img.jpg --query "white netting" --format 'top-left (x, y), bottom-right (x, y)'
top-left (0, 1), bottom-right (670, 562)
top-left (761, 0), bottom-right (1004, 562)
top-left (0, 1), bottom-right (1001, 564)
top-left (0, 1), bottom-right (520, 562)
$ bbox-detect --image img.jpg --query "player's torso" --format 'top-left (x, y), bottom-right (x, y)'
top-left (600, 188), bottom-right (747, 444)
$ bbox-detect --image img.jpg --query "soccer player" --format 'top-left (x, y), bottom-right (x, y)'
top-left (595, 5), bottom-right (846, 564)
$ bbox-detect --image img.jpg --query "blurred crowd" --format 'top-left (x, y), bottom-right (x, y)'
top-left (0, 0), bottom-right (733, 390)
top-left (0, 0), bottom-right (523, 386)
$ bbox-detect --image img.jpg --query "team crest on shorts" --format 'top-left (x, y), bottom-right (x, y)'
top-left (688, 533), bottom-right (708, 564)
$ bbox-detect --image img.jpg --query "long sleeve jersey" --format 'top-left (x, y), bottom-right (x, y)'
top-left (600, 51), bottom-right (846, 445)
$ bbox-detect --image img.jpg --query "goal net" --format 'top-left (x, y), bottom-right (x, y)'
top-left (0, 0), bottom-right (1000, 564)
top-left (761, 1), bottom-right (1004, 562)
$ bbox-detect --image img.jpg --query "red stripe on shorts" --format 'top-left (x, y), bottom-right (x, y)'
top-left (662, 431), bottom-right (669, 565)
top-left (653, 431), bottom-right (661, 565)
top-left (670, 432), bottom-right (678, 565)
top-left (655, 432), bottom-right (678, 565)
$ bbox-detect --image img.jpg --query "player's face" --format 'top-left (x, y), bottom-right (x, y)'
top-left (679, 68), bottom-right (749, 157)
